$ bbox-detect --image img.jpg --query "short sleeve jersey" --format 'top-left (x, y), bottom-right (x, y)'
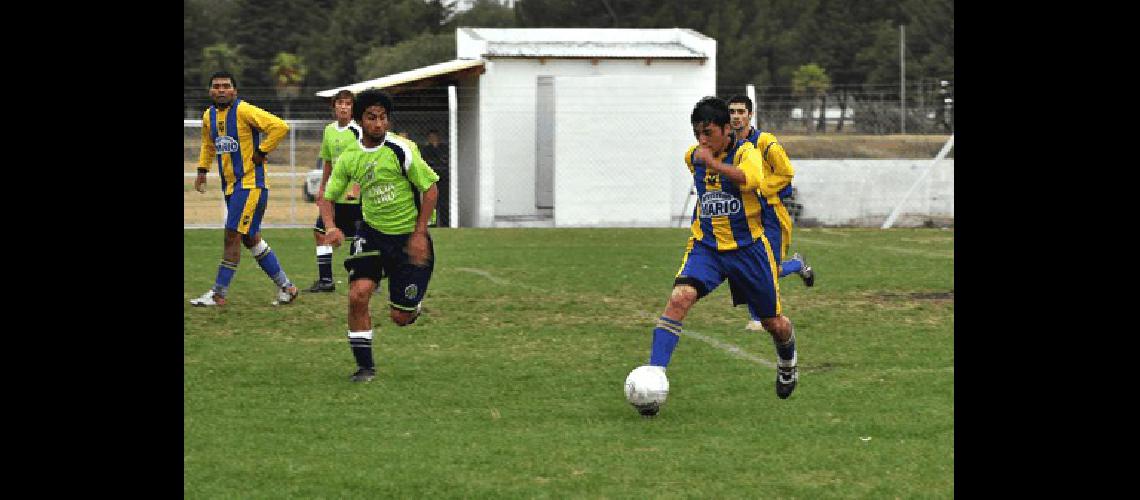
top-left (324, 133), bottom-right (439, 234)
top-left (320, 121), bottom-right (363, 204)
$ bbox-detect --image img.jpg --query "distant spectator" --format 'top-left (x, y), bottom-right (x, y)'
top-left (421, 129), bottom-right (450, 227)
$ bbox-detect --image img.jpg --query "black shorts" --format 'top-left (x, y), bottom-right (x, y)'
top-left (314, 202), bottom-right (363, 237)
top-left (343, 223), bottom-right (435, 312)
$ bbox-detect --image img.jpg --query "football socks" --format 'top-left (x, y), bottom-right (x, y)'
top-left (348, 330), bottom-right (374, 369)
top-left (649, 316), bottom-right (682, 367)
top-left (212, 259), bottom-right (238, 297)
top-left (780, 258), bottom-right (803, 278)
top-left (774, 321), bottom-right (797, 366)
top-left (250, 239), bottom-right (290, 288)
top-left (316, 245), bottom-right (334, 283)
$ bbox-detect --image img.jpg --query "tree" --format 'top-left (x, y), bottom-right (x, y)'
top-left (270, 52), bottom-right (307, 118)
top-left (227, 0), bottom-right (349, 87)
top-left (200, 43), bottom-right (251, 86)
top-left (184, 0), bottom-right (242, 86)
top-left (792, 63), bottom-right (830, 133)
top-left (271, 52), bottom-right (308, 94)
top-left (355, 32), bottom-right (457, 81)
top-left (297, 0), bottom-right (450, 87)
top-left (445, 0), bottom-right (517, 28)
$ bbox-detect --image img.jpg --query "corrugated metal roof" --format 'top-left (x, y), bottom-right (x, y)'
top-left (484, 41), bottom-right (703, 59)
top-left (315, 58), bottom-right (484, 97)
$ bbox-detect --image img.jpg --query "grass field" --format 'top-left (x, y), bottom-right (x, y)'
top-left (184, 227), bottom-right (954, 498)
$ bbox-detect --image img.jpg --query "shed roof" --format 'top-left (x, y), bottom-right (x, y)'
top-left (316, 28), bottom-right (713, 97)
top-left (315, 58), bottom-right (485, 97)
top-left (460, 27), bottom-right (710, 59)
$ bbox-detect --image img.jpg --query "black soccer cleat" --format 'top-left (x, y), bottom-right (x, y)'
top-left (789, 252), bottom-right (815, 287)
top-left (350, 367), bottom-right (376, 383)
top-left (306, 280), bottom-right (336, 293)
top-left (800, 266), bottom-right (815, 287)
top-left (635, 402), bottom-right (661, 417)
top-left (776, 365), bottom-right (798, 399)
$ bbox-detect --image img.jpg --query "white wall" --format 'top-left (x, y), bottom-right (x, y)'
top-left (477, 57), bottom-right (715, 221)
top-left (791, 159), bottom-right (954, 226)
top-left (551, 75), bottom-right (698, 227)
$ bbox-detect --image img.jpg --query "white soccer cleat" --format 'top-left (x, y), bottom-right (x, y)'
top-left (189, 290), bottom-right (226, 307)
top-left (273, 284), bottom-right (299, 305)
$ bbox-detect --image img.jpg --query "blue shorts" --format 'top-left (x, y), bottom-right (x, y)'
top-left (344, 223), bottom-right (435, 312)
top-left (224, 188), bottom-right (268, 235)
top-left (762, 203), bottom-right (783, 264)
top-left (675, 238), bottom-right (781, 318)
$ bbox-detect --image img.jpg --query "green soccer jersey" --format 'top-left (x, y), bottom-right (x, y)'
top-left (320, 121), bottom-right (363, 205)
top-left (324, 133), bottom-right (440, 234)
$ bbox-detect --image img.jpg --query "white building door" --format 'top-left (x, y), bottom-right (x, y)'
top-left (535, 76), bottom-right (555, 215)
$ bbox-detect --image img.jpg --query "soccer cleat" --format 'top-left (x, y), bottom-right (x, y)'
top-left (635, 402), bottom-right (661, 417)
top-left (306, 280), bottom-right (336, 293)
top-left (189, 290), bottom-right (226, 307)
top-left (275, 284), bottom-right (300, 305)
top-left (350, 367), bottom-right (376, 382)
top-left (776, 365), bottom-right (798, 399)
top-left (790, 253), bottom-right (815, 287)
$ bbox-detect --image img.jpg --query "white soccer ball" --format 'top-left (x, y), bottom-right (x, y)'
top-left (624, 365), bottom-right (669, 416)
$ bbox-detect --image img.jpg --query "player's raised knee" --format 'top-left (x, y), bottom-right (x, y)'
top-left (389, 309), bottom-right (412, 326)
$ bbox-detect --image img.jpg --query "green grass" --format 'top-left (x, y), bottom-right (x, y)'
top-left (185, 227), bottom-right (954, 498)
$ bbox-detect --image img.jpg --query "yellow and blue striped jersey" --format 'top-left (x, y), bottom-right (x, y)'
top-left (684, 140), bottom-right (770, 252)
top-left (743, 128), bottom-right (794, 204)
top-left (199, 99), bottom-right (289, 195)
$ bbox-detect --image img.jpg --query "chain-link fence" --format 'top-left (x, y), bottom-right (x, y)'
top-left (183, 82), bottom-right (953, 133)
top-left (184, 89), bottom-right (450, 229)
top-left (185, 82), bottom-right (952, 228)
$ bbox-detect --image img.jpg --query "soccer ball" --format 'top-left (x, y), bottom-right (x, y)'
top-left (624, 365), bottom-right (669, 416)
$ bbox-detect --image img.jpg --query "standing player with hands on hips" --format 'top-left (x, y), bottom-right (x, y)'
top-left (318, 89), bottom-right (440, 383)
top-left (190, 71), bottom-right (300, 307)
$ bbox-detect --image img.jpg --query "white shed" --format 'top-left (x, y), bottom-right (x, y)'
top-left (318, 27), bottom-right (716, 228)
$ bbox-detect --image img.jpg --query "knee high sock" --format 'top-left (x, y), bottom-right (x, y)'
top-left (251, 239), bottom-right (291, 288)
top-left (212, 259), bottom-right (238, 296)
top-left (649, 316), bottom-right (682, 367)
top-left (348, 330), bottom-right (374, 369)
top-left (774, 320), bottom-right (797, 367)
top-left (316, 245), bottom-right (334, 282)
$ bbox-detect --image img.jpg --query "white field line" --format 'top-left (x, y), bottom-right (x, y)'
top-left (454, 267), bottom-right (776, 369)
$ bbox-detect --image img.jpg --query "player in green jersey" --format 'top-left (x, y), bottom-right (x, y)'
top-left (307, 89), bottom-right (364, 293)
top-left (319, 89), bottom-right (441, 383)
